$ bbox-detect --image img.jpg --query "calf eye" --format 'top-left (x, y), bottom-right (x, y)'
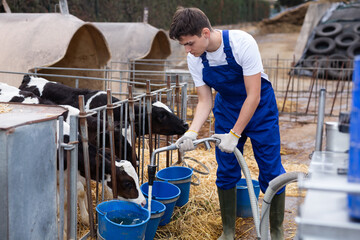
top-left (156, 112), bottom-right (166, 121)
top-left (122, 181), bottom-right (134, 190)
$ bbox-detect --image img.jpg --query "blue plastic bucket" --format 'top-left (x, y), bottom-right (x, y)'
top-left (96, 200), bottom-right (150, 240)
top-left (141, 181), bottom-right (180, 226)
top-left (156, 166), bottom-right (193, 207)
top-left (236, 179), bottom-right (260, 218)
top-left (348, 55), bottom-right (360, 220)
top-left (143, 199), bottom-right (166, 240)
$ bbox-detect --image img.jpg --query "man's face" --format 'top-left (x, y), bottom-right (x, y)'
top-left (179, 32), bottom-right (208, 57)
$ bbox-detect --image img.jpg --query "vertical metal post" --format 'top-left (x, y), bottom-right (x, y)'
top-left (58, 117), bottom-right (64, 240)
top-left (104, 66), bottom-right (109, 92)
top-left (305, 64), bottom-right (318, 115)
top-left (69, 115), bottom-right (78, 240)
top-left (330, 61), bottom-right (346, 116)
top-left (118, 104), bottom-right (124, 165)
top-left (95, 112), bottom-right (100, 209)
top-left (143, 6), bottom-right (149, 23)
top-left (101, 109), bottom-right (106, 201)
top-left (175, 75), bottom-right (182, 164)
top-left (106, 90), bottom-right (118, 198)
top-left (315, 89), bottom-right (326, 151)
top-left (59, 0), bottom-right (69, 14)
top-left (166, 77), bottom-right (171, 167)
top-left (275, 54), bottom-right (279, 91)
top-left (78, 96), bottom-right (95, 238)
top-left (128, 85), bottom-right (137, 170)
top-left (146, 81), bottom-right (153, 159)
top-left (282, 57), bottom-right (295, 112)
top-left (181, 82), bottom-right (188, 122)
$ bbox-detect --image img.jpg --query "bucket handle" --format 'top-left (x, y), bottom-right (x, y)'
top-left (179, 156), bottom-right (210, 175)
top-left (191, 174), bottom-right (200, 186)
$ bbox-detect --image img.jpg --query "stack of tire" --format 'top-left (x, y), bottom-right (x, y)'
top-left (303, 22), bottom-right (360, 80)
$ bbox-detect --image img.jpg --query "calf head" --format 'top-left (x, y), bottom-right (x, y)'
top-left (19, 75), bottom-right (47, 97)
top-left (149, 101), bottom-right (189, 135)
top-left (106, 160), bottom-right (146, 206)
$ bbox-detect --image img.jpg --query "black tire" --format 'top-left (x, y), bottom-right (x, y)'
top-left (315, 22), bottom-right (343, 37)
top-left (308, 37), bottom-right (336, 55)
top-left (303, 55), bottom-right (326, 68)
top-left (335, 32), bottom-right (360, 48)
top-left (326, 53), bottom-right (352, 80)
top-left (303, 55), bottom-right (327, 78)
top-left (353, 23), bottom-right (360, 35)
top-left (347, 42), bottom-right (360, 59)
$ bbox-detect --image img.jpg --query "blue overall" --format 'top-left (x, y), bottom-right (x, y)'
top-left (200, 30), bottom-right (286, 193)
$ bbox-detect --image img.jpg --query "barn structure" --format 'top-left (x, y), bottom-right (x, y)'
top-left (93, 22), bottom-right (171, 94)
top-left (0, 13), bottom-right (111, 90)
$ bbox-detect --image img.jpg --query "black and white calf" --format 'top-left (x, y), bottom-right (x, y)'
top-left (19, 75), bottom-right (189, 136)
top-left (58, 121), bottom-right (146, 226)
top-left (0, 82), bottom-right (79, 123)
top-left (0, 82), bottom-right (53, 104)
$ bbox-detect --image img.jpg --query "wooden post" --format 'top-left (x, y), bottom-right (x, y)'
top-left (78, 95), bottom-right (95, 237)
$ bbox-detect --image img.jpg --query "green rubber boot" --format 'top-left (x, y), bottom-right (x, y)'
top-left (217, 187), bottom-right (236, 240)
top-left (270, 191), bottom-right (286, 240)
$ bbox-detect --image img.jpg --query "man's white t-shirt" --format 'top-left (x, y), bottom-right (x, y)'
top-left (187, 29), bottom-right (269, 87)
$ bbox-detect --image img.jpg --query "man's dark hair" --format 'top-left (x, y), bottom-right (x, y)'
top-left (169, 7), bottom-right (212, 40)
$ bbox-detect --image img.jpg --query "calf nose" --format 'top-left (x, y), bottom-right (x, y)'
top-left (183, 122), bottom-right (189, 130)
top-left (141, 199), bottom-right (146, 207)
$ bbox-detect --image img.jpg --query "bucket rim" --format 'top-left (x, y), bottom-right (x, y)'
top-left (144, 199), bottom-right (167, 215)
top-left (96, 200), bottom-right (150, 228)
top-left (156, 166), bottom-right (193, 182)
top-left (96, 199), bottom-right (124, 216)
top-left (236, 179), bottom-right (260, 189)
top-left (104, 206), bottom-right (150, 228)
top-left (141, 181), bottom-right (181, 201)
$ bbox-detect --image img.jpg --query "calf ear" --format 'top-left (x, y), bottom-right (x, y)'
top-left (22, 75), bottom-right (31, 84)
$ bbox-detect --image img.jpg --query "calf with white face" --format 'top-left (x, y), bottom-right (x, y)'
top-left (58, 121), bottom-right (146, 226)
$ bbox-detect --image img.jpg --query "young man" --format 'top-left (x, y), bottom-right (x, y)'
top-left (170, 7), bottom-right (286, 240)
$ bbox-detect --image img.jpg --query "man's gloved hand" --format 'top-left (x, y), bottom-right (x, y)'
top-left (212, 130), bottom-right (241, 153)
top-left (175, 130), bottom-right (198, 153)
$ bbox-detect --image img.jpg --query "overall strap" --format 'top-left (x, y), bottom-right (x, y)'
top-left (200, 52), bottom-right (209, 68)
top-left (222, 30), bottom-right (236, 64)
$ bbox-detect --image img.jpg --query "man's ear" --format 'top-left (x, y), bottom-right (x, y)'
top-left (202, 28), bottom-right (211, 39)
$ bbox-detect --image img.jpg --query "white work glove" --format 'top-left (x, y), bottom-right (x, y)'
top-left (175, 130), bottom-right (198, 153)
top-left (212, 130), bottom-right (241, 153)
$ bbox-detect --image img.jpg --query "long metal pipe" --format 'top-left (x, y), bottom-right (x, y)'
top-left (69, 115), bottom-right (78, 239)
top-left (315, 88), bottom-right (326, 151)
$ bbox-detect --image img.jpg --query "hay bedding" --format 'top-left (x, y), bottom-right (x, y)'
top-left (77, 139), bottom-right (307, 239)
top-left (0, 103), bottom-right (12, 113)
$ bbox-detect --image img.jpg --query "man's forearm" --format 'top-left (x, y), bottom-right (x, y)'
top-left (232, 94), bottom-right (260, 136)
top-left (189, 98), bottom-right (213, 133)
